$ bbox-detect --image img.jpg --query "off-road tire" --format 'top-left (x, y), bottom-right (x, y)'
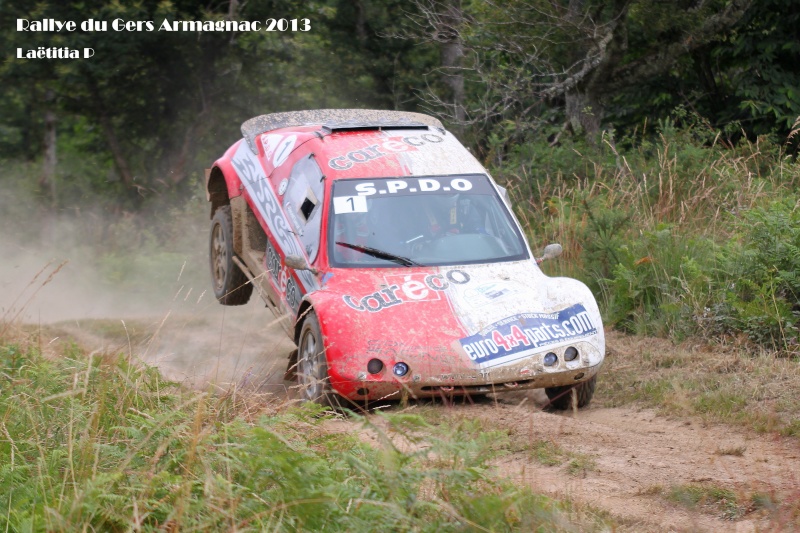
top-left (297, 311), bottom-right (342, 407)
top-left (210, 205), bottom-right (253, 305)
top-left (545, 375), bottom-right (597, 410)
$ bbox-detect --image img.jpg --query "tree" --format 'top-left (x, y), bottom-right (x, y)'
top-left (399, 0), bottom-right (758, 141)
top-left (0, 1), bottom-right (345, 206)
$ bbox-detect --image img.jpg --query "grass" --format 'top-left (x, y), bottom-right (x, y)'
top-left (648, 483), bottom-right (785, 522)
top-left (410, 408), bottom-right (599, 480)
top-left (598, 330), bottom-right (800, 436)
top-left (564, 454), bottom-right (596, 477)
top-left (527, 440), bottom-right (566, 467)
top-left (665, 484), bottom-right (744, 520)
top-left (714, 446), bottom-right (747, 457)
top-left (502, 126), bottom-right (800, 351)
top-left (0, 329), bottom-right (608, 532)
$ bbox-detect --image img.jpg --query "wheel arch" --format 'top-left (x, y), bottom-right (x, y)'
top-left (294, 299), bottom-right (315, 345)
top-left (293, 290), bottom-right (340, 346)
top-left (206, 166), bottom-right (231, 219)
top-left (206, 157), bottom-right (246, 218)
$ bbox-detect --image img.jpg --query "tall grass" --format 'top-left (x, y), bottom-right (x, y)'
top-left (0, 333), bottom-right (596, 532)
top-left (499, 120), bottom-right (800, 351)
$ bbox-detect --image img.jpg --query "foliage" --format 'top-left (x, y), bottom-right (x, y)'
top-left (715, 201), bottom-right (800, 351)
top-left (0, 0), bottom-right (435, 208)
top-left (0, 339), bottom-right (580, 532)
top-left (500, 114), bottom-right (800, 352)
top-left (597, 330), bottom-right (800, 436)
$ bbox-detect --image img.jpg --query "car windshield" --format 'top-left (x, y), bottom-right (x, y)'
top-left (329, 174), bottom-right (529, 267)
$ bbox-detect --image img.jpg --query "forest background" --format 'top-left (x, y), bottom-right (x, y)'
top-left (2, 0), bottom-right (800, 351)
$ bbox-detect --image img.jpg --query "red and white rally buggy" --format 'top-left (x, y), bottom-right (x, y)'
top-left (206, 110), bottom-right (604, 408)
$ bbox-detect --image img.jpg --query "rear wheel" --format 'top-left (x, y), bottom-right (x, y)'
top-left (297, 311), bottom-right (340, 407)
top-left (210, 205), bottom-right (253, 305)
top-left (545, 375), bottom-right (597, 410)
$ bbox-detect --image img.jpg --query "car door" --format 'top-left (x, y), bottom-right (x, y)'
top-left (270, 152), bottom-right (324, 315)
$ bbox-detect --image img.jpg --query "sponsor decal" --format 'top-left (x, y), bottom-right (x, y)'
top-left (342, 268), bottom-right (470, 312)
top-left (278, 178), bottom-right (288, 195)
top-left (333, 174), bottom-right (492, 199)
top-left (266, 240), bottom-right (282, 280)
top-left (286, 277), bottom-right (302, 312)
top-left (266, 240), bottom-right (303, 312)
top-left (272, 135), bottom-right (296, 167)
top-left (462, 281), bottom-right (516, 308)
top-left (328, 133), bottom-right (444, 170)
top-left (460, 303), bottom-right (598, 368)
top-left (261, 134), bottom-right (283, 161)
top-left (231, 143), bottom-right (318, 295)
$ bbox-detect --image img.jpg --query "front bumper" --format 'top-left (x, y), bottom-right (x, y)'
top-left (347, 363), bottom-right (603, 401)
top-left (330, 338), bottom-right (604, 401)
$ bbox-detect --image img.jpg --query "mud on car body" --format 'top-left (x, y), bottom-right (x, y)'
top-left (206, 109), bottom-right (605, 408)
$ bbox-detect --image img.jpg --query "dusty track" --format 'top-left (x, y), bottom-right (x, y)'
top-left (461, 396), bottom-right (799, 532)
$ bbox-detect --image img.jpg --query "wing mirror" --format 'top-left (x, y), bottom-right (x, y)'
top-left (536, 243), bottom-right (563, 264)
top-left (285, 254), bottom-right (319, 275)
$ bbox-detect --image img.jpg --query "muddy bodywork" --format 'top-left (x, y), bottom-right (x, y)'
top-left (206, 109), bottom-right (605, 401)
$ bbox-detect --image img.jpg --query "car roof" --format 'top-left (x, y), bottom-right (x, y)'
top-left (244, 110), bottom-right (488, 181)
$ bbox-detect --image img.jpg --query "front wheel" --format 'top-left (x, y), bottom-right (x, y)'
top-left (297, 311), bottom-right (341, 407)
top-left (545, 375), bottom-right (597, 410)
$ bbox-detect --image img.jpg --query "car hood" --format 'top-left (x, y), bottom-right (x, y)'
top-left (313, 259), bottom-right (604, 376)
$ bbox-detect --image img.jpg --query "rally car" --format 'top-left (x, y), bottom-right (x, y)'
top-left (206, 109), bottom-right (604, 409)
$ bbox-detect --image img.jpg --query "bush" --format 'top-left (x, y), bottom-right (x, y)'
top-left (496, 115), bottom-right (800, 352)
top-left (716, 200), bottom-right (800, 351)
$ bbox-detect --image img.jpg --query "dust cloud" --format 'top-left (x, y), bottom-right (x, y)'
top-left (0, 212), bottom-right (295, 396)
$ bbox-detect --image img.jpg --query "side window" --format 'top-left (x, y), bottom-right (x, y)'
top-left (282, 154), bottom-right (324, 262)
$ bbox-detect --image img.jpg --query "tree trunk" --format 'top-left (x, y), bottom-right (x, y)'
top-left (41, 107), bottom-right (57, 206)
top-left (98, 112), bottom-right (135, 189)
top-left (565, 90), bottom-right (602, 139)
top-left (355, 0), bottom-right (368, 43)
top-left (439, 0), bottom-right (465, 124)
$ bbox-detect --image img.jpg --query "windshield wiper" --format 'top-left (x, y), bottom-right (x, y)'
top-left (335, 241), bottom-right (420, 267)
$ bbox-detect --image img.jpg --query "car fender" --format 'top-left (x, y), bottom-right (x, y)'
top-left (294, 287), bottom-right (370, 396)
top-left (293, 288), bottom-right (339, 344)
top-left (542, 275), bottom-right (606, 366)
top-left (205, 140), bottom-right (245, 215)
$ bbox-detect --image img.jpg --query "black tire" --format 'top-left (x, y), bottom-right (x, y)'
top-left (210, 205), bottom-right (253, 305)
top-left (297, 312), bottom-right (344, 407)
top-left (545, 375), bottom-right (597, 410)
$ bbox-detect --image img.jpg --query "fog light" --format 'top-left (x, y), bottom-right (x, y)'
top-left (393, 362), bottom-right (410, 377)
top-left (543, 352), bottom-right (558, 367)
top-left (564, 346), bottom-right (579, 361)
top-left (367, 358), bottom-right (384, 374)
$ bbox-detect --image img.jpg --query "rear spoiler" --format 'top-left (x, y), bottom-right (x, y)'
top-left (241, 109), bottom-right (444, 153)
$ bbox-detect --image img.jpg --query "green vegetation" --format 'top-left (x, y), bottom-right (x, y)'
top-left (502, 118), bottom-right (800, 353)
top-left (3, 3), bottom-right (800, 528)
top-left (0, 336), bottom-right (610, 532)
top-left (665, 484), bottom-right (745, 520)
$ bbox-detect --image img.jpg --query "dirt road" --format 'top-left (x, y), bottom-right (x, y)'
top-left (464, 396), bottom-right (799, 532)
